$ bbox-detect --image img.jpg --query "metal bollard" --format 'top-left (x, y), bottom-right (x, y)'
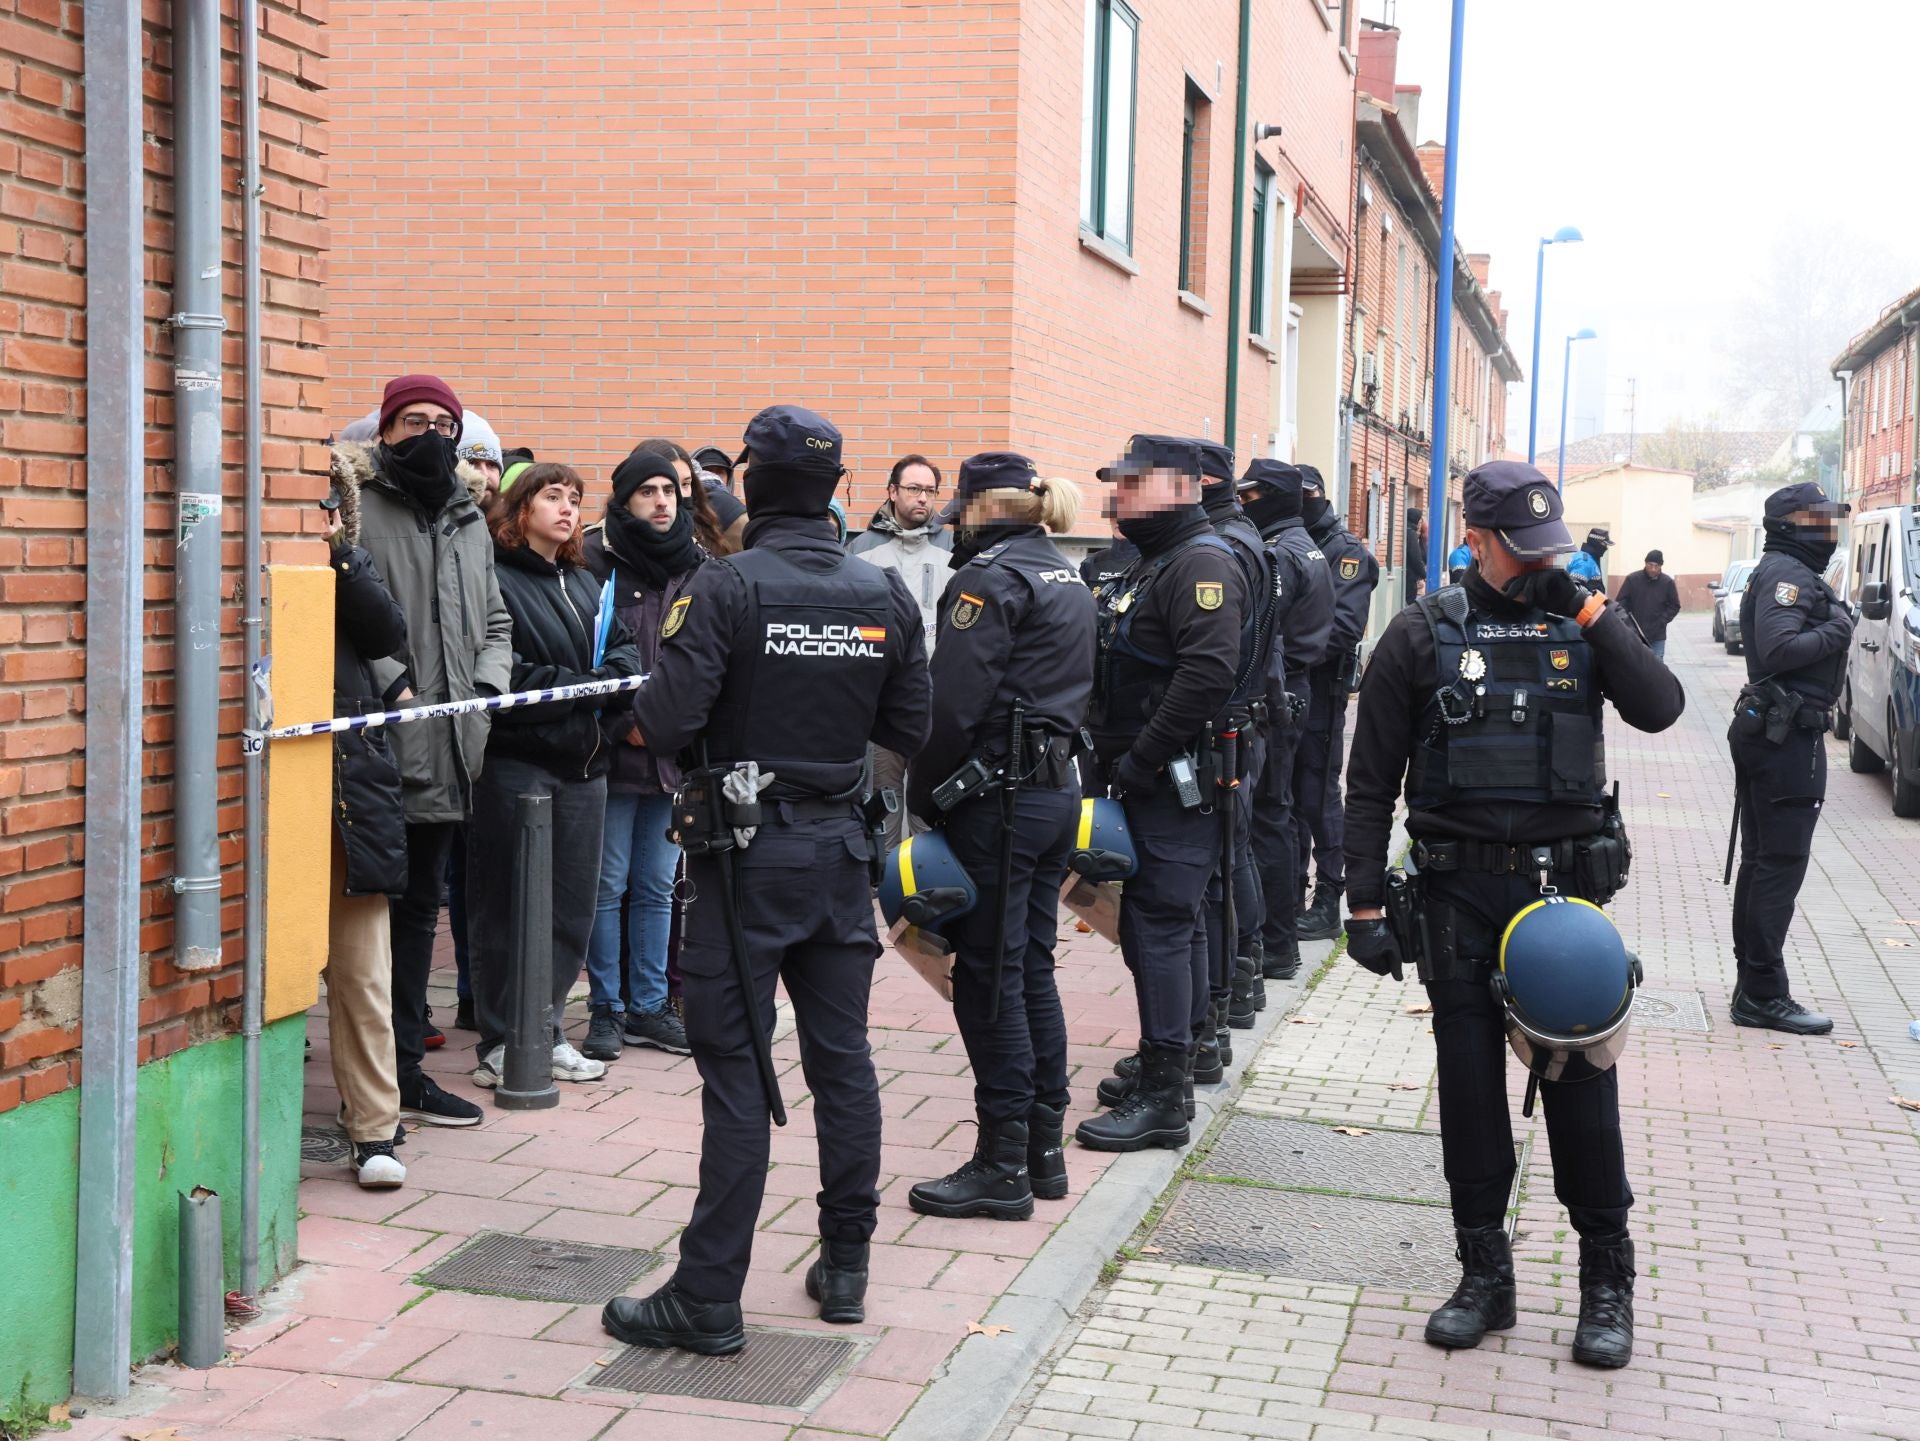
top-left (177, 1186), bottom-right (225, 1367)
top-left (495, 792), bottom-right (559, 1111)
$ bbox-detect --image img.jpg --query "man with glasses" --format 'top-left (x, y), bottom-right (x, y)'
top-left (849, 455), bottom-right (952, 847)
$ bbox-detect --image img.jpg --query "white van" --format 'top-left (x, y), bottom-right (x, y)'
top-left (1836, 504), bottom-right (1920, 817)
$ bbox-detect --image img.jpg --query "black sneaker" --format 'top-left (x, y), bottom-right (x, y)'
top-left (603, 1279), bottom-right (745, 1356)
top-left (1729, 990), bottom-right (1833, 1036)
top-left (399, 1073), bottom-right (483, 1127)
top-left (453, 997), bottom-right (476, 1032)
top-left (625, 1004), bottom-right (691, 1055)
top-left (583, 1005), bottom-right (624, 1063)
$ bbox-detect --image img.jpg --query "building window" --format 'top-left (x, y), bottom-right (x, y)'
top-left (1179, 80), bottom-right (1210, 295)
top-left (1249, 162), bottom-right (1275, 338)
top-left (1080, 0), bottom-right (1138, 250)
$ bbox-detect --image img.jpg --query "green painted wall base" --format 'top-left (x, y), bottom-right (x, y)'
top-left (0, 1016), bottom-right (306, 1408)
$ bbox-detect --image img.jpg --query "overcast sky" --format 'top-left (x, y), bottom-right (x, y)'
top-left (1372, 0), bottom-right (1920, 452)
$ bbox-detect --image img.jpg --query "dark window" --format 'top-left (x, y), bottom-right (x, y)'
top-left (1249, 163), bottom-right (1275, 337)
top-left (1080, 0), bottom-right (1139, 249)
top-left (1180, 82), bottom-right (1211, 294)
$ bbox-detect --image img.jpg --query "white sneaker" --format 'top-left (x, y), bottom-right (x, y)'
top-left (352, 1141), bottom-right (406, 1190)
top-left (551, 1039), bottom-right (607, 1082)
top-left (472, 1046), bottom-right (504, 1089)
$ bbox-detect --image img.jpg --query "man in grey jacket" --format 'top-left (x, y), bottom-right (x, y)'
top-left (849, 455), bottom-right (951, 847)
top-left (338, 373), bottom-right (513, 1127)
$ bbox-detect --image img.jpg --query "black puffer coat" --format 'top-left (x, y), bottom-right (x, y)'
top-left (329, 450), bottom-right (410, 898)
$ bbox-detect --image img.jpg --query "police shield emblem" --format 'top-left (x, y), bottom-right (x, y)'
top-left (1550, 649), bottom-right (1570, 670)
top-left (951, 591), bottom-right (985, 630)
top-left (1527, 488), bottom-right (1550, 518)
top-left (1195, 581), bottom-right (1224, 611)
top-left (1775, 582), bottom-right (1799, 606)
top-left (662, 595), bottom-right (691, 638)
top-left (1339, 557), bottom-right (1361, 581)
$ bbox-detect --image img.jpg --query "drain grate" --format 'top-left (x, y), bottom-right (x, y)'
top-left (1633, 988), bottom-right (1710, 1033)
top-left (418, 1230), bottom-right (660, 1304)
top-left (300, 1125), bottom-right (351, 1164)
top-left (1149, 1182), bottom-right (1464, 1292)
top-left (591, 1328), bottom-right (857, 1407)
top-left (1199, 1116), bottom-right (1450, 1204)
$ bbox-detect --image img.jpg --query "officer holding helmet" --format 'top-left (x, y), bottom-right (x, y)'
top-left (603, 405), bottom-right (929, 1353)
top-left (1343, 461), bottom-right (1683, 1369)
top-left (903, 453), bottom-right (1094, 1220)
top-left (1726, 482), bottom-right (1854, 1035)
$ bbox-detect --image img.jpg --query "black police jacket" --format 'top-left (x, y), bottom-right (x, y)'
top-left (1259, 515), bottom-right (1336, 681)
top-left (1343, 568), bottom-right (1684, 909)
top-left (633, 514), bottom-right (931, 802)
top-left (1079, 538), bottom-right (1138, 590)
top-left (908, 525), bottom-right (1095, 818)
top-left (1741, 548), bottom-right (1853, 708)
top-left (1203, 498), bottom-right (1283, 711)
top-left (1307, 510), bottom-right (1381, 657)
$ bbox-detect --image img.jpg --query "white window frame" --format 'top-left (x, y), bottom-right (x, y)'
top-left (1080, 0), bottom-right (1139, 251)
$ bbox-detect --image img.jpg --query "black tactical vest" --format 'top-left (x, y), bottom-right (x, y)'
top-left (1214, 515), bottom-right (1281, 710)
top-left (1092, 532), bottom-right (1237, 745)
top-left (703, 546), bottom-right (893, 800)
top-left (1405, 587), bottom-right (1607, 812)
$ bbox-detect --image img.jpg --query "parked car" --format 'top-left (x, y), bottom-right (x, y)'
top-left (1837, 505), bottom-right (1920, 817)
top-left (1711, 559), bottom-right (1759, 653)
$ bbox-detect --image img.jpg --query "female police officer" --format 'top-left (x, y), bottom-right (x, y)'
top-left (905, 454), bottom-right (1095, 1220)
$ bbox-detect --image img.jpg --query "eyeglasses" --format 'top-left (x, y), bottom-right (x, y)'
top-left (397, 413), bottom-right (458, 437)
top-left (896, 484), bottom-right (940, 499)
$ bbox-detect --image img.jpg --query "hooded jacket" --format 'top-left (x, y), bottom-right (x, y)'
top-left (582, 525), bottom-right (704, 794)
top-left (334, 440), bottom-right (515, 823)
top-left (848, 501), bottom-right (953, 649)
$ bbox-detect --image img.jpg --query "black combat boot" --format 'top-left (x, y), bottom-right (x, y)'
top-left (1423, 1224), bottom-right (1517, 1350)
top-left (1027, 1102), bottom-right (1069, 1200)
top-left (603, 1279), bottom-right (746, 1355)
top-left (908, 1117), bottom-right (1035, 1221)
top-left (1212, 994), bottom-right (1234, 1067)
top-left (804, 1225), bottom-right (869, 1324)
top-left (1250, 940), bottom-right (1268, 1011)
top-left (1571, 1235), bottom-right (1635, 1368)
top-left (1098, 1044), bottom-right (1142, 1108)
top-left (1263, 936), bottom-right (1302, 980)
top-left (1074, 1046), bottom-right (1190, 1152)
top-left (1228, 955), bottom-right (1258, 1028)
top-left (1296, 886), bottom-right (1342, 942)
top-left (1192, 1014), bottom-right (1225, 1085)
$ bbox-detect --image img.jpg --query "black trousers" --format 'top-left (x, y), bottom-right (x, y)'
top-left (1730, 728), bottom-right (1825, 1001)
top-left (1204, 733), bottom-right (1264, 1004)
top-left (1251, 722), bottom-right (1304, 950)
top-left (944, 785), bottom-right (1079, 1123)
top-left (675, 815), bottom-right (882, 1304)
top-left (1424, 872), bottom-right (1632, 1240)
top-left (1291, 664), bottom-right (1352, 896)
top-left (1119, 783), bottom-right (1216, 1051)
top-left (389, 819), bottom-right (458, 1087)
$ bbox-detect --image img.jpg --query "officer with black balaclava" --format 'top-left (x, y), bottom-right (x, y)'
top-left (1078, 436), bottom-right (1247, 1153)
top-left (1726, 482), bottom-right (1853, 1037)
top-left (1343, 460), bottom-right (1683, 1370)
top-left (1294, 464), bottom-right (1380, 943)
top-left (603, 405), bottom-right (930, 1355)
top-left (1236, 460), bottom-right (1334, 983)
top-left (904, 453), bottom-right (1094, 1221)
top-left (1567, 525), bottom-right (1611, 593)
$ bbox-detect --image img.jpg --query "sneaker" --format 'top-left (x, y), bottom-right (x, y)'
top-left (582, 1005), bottom-right (624, 1063)
top-left (453, 998), bottom-right (476, 1032)
top-left (552, 1039), bottom-right (608, 1082)
top-left (399, 1072), bottom-right (483, 1127)
top-left (422, 1007), bottom-right (445, 1051)
top-left (624, 1005), bottom-right (691, 1055)
top-left (351, 1139), bottom-right (406, 1189)
top-left (472, 1046), bottom-right (504, 1089)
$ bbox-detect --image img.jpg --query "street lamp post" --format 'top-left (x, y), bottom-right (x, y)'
top-left (1527, 226), bottom-right (1584, 464)
top-left (1556, 327), bottom-right (1597, 491)
top-left (1422, 0), bottom-right (1467, 597)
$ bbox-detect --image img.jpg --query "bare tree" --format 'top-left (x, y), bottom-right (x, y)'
top-left (1641, 416), bottom-right (1734, 487)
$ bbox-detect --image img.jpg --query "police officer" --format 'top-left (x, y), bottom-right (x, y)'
top-left (603, 406), bottom-right (930, 1354)
top-left (1447, 536), bottom-right (1473, 584)
top-left (1237, 460), bottom-right (1334, 980)
top-left (1343, 461), bottom-right (1683, 1369)
top-left (1291, 466), bottom-right (1380, 941)
top-left (1078, 436), bottom-right (1248, 1152)
top-left (1567, 525), bottom-right (1611, 593)
top-left (904, 454), bottom-right (1094, 1219)
top-left (1727, 482), bottom-right (1853, 1035)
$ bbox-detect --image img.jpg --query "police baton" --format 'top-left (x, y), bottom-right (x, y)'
top-left (986, 699), bottom-right (1026, 1026)
top-left (1723, 792), bottom-right (1740, 887)
top-left (1216, 721), bottom-right (1240, 993)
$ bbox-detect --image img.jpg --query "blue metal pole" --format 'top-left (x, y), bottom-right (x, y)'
top-left (1527, 238), bottom-right (1546, 464)
top-left (1425, 0), bottom-right (1466, 596)
top-left (1557, 332), bottom-right (1575, 490)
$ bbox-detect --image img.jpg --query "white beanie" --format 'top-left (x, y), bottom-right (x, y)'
top-left (455, 412), bottom-right (502, 467)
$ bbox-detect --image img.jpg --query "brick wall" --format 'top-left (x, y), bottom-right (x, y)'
top-left (0, 0), bottom-right (330, 1114)
top-left (1843, 335), bottom-right (1917, 512)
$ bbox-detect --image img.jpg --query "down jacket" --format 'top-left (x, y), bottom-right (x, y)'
top-left (581, 526), bottom-right (704, 795)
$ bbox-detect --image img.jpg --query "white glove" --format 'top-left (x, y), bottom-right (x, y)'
top-left (721, 763), bottom-right (777, 849)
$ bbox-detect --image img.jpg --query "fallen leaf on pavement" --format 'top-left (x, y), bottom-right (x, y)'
top-left (1075, 920), bottom-right (1093, 933)
top-left (1893, 1096), bottom-right (1920, 1113)
top-left (1139, 1245), bottom-right (1163, 1254)
top-left (1332, 1126), bottom-right (1372, 1137)
top-left (1770, 1044), bottom-right (1784, 1050)
top-left (1403, 1002), bottom-right (1433, 1015)
top-left (318, 1377), bottom-right (339, 1389)
top-left (593, 1358), bottom-right (610, 1367)
top-left (47, 1405), bottom-right (69, 1424)
top-left (966, 1321), bottom-right (1014, 1337)
top-left (1882, 939), bottom-right (1913, 948)
top-left (1387, 1081), bottom-right (1422, 1091)
top-left (1656, 792), bottom-right (1670, 798)
top-left (1289, 1016), bottom-right (1320, 1025)
top-left (125, 1430), bottom-right (185, 1441)
top-left (1837, 1041), bottom-right (1858, 1049)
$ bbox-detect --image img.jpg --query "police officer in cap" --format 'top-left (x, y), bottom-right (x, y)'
top-left (604, 405), bottom-right (930, 1353)
top-left (1078, 436), bottom-right (1249, 1152)
top-left (1343, 460), bottom-right (1683, 1368)
top-left (905, 454), bottom-right (1094, 1219)
top-left (1293, 464), bottom-right (1380, 942)
top-left (1726, 481), bottom-right (1853, 1035)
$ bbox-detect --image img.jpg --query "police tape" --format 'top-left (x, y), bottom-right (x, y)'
top-left (242, 672), bottom-right (650, 752)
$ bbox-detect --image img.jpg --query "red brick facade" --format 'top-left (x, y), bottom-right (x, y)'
top-left (1835, 285), bottom-right (1920, 512)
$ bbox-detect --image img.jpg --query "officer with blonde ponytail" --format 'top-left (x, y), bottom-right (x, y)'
top-left (905, 453), bottom-right (1095, 1220)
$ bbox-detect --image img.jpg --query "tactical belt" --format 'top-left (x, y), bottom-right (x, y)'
top-left (1018, 734), bottom-right (1078, 789)
top-left (1413, 837), bottom-right (1579, 876)
top-left (774, 796), bottom-right (862, 823)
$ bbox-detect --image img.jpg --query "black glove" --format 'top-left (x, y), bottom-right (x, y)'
top-left (1344, 916), bottom-right (1404, 980)
top-left (1503, 565), bottom-right (1585, 618)
top-left (1113, 750), bottom-right (1157, 796)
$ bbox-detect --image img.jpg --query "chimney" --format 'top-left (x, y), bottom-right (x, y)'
top-left (1357, 24), bottom-right (1399, 103)
top-left (1466, 253), bottom-right (1490, 287)
top-left (1415, 140), bottom-right (1446, 201)
top-left (1395, 85), bottom-right (1422, 145)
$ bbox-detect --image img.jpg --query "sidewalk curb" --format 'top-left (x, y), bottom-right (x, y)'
top-left (891, 948), bottom-right (1333, 1441)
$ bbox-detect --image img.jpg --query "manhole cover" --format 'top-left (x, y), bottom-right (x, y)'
top-left (1633, 988), bottom-right (1709, 1032)
top-left (1200, 1117), bottom-right (1450, 1203)
top-left (591, 1328), bottom-right (857, 1407)
top-left (1149, 1183), bottom-right (1465, 1292)
top-left (418, 1230), bottom-right (660, 1303)
top-left (300, 1126), bottom-right (351, 1163)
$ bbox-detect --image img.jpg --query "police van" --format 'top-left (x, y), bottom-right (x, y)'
top-left (1836, 504), bottom-right (1920, 817)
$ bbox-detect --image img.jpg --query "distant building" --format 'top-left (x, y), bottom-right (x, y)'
top-left (1832, 284), bottom-right (1920, 511)
top-left (1560, 464), bottom-right (1734, 608)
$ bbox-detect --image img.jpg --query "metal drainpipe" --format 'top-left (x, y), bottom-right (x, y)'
top-left (1222, 0), bottom-right (1254, 448)
top-left (169, 0), bottom-right (227, 974)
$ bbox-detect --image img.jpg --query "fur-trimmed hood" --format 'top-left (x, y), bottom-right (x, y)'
top-left (330, 439), bottom-right (494, 541)
top-left (456, 459), bottom-right (493, 509)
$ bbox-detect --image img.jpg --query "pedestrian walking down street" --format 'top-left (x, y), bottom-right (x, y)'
top-left (1727, 483), bottom-right (1854, 1036)
top-left (604, 405), bottom-right (930, 1355)
top-left (580, 447), bottom-right (705, 1063)
top-left (1343, 460), bottom-right (1684, 1370)
top-left (904, 454), bottom-right (1094, 1221)
top-left (1614, 550), bottom-right (1681, 661)
top-left (1293, 464), bottom-right (1380, 942)
top-left (466, 465), bottom-right (641, 1090)
top-left (1077, 436), bottom-right (1248, 1154)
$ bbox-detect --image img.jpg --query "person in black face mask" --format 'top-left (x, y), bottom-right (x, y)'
top-left (1726, 483), bottom-right (1854, 1036)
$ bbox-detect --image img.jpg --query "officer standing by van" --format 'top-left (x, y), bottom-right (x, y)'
top-left (602, 405), bottom-right (929, 1354)
top-left (904, 454), bottom-right (1094, 1220)
top-left (1726, 482), bottom-right (1853, 1036)
top-left (1343, 461), bottom-right (1683, 1369)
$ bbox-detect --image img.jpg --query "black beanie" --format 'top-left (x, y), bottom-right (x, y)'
top-left (611, 449), bottom-right (679, 510)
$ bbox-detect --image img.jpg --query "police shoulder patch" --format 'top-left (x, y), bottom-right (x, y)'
top-left (951, 591), bottom-right (986, 630)
top-left (1549, 648), bottom-right (1570, 670)
top-left (1195, 581), bottom-right (1224, 611)
top-left (1774, 582), bottom-right (1799, 606)
top-left (662, 595), bottom-right (692, 638)
top-left (1339, 556), bottom-right (1361, 580)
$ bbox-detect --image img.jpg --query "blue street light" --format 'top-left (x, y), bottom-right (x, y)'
top-left (1423, 0), bottom-right (1467, 598)
top-left (1556, 327), bottom-right (1598, 491)
top-left (1526, 226), bottom-right (1584, 465)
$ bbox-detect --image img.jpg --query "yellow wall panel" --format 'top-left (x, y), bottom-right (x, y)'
top-left (264, 565), bottom-right (333, 1023)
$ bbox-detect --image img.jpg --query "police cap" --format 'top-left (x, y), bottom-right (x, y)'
top-left (1127, 434), bottom-right (1234, 484)
top-left (1297, 464), bottom-right (1327, 496)
top-left (1096, 435), bottom-right (1204, 481)
top-left (1236, 457), bottom-right (1304, 496)
top-left (740, 404), bottom-right (844, 472)
top-left (1463, 460), bottom-right (1574, 559)
top-left (957, 451), bottom-right (1040, 498)
top-left (1764, 480), bottom-right (1850, 520)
